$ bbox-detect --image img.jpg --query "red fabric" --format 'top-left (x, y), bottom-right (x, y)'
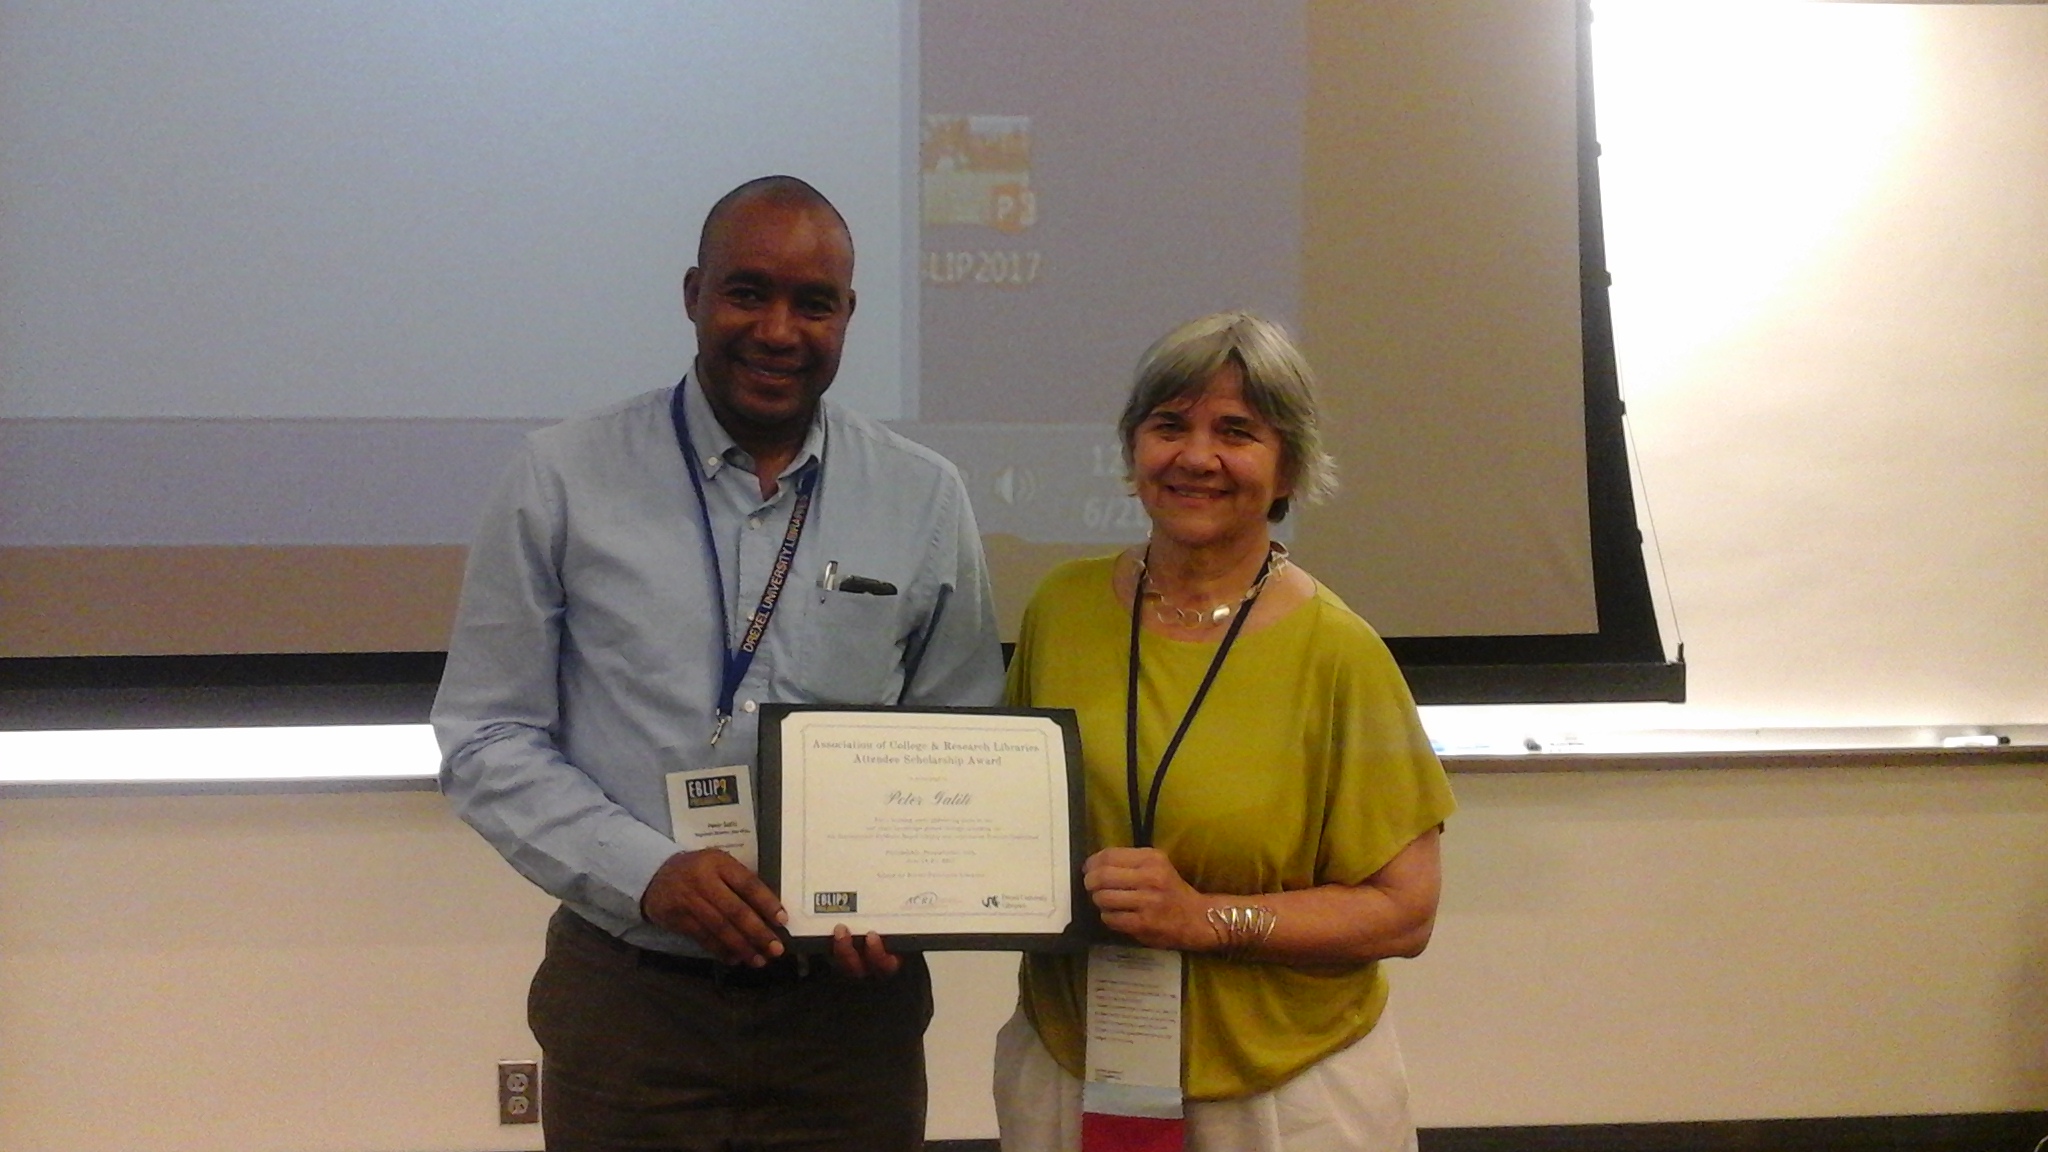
top-left (1082, 1110), bottom-right (1185, 1152)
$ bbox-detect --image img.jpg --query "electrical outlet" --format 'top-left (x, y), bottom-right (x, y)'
top-left (497, 1059), bottom-right (540, 1125)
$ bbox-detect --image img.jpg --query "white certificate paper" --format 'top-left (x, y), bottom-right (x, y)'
top-left (760, 706), bottom-right (1084, 950)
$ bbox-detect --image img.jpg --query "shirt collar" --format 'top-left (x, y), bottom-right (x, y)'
top-left (680, 372), bottom-right (826, 485)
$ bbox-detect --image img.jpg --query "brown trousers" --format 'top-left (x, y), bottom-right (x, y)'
top-left (530, 907), bottom-right (932, 1152)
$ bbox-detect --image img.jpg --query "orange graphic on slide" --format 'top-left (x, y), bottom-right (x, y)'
top-left (923, 114), bottom-right (1035, 232)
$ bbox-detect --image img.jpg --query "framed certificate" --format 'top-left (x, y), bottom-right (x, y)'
top-left (757, 704), bottom-right (1089, 952)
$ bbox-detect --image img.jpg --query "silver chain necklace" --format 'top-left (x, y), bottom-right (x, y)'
top-left (1137, 543), bottom-right (1290, 629)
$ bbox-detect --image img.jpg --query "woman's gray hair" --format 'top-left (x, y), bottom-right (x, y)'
top-left (1117, 312), bottom-right (1338, 522)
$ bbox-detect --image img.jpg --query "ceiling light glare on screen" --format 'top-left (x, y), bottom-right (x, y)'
top-left (0, 725), bottom-right (440, 786)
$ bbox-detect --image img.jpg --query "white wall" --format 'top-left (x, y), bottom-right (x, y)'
top-left (4, 765), bottom-right (2044, 1150)
top-left (1401, 763), bottom-right (2048, 1125)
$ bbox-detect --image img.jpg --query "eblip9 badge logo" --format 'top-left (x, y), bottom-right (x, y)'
top-left (684, 774), bottom-right (738, 809)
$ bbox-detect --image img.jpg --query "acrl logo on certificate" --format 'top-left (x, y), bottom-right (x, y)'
top-left (666, 764), bottom-right (759, 873)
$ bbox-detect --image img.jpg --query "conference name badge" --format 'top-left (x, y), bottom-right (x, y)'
top-left (1082, 944), bottom-right (1185, 1151)
top-left (665, 764), bottom-right (758, 872)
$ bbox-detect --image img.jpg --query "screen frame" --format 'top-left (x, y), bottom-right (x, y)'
top-left (0, 2), bottom-right (1680, 729)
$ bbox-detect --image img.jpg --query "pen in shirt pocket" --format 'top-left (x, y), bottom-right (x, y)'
top-left (819, 560), bottom-right (897, 596)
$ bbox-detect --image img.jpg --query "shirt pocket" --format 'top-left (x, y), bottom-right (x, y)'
top-left (788, 587), bottom-right (909, 705)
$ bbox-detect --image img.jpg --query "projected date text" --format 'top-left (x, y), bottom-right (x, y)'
top-left (1081, 495), bottom-right (1148, 532)
top-left (924, 249), bottom-right (1042, 287)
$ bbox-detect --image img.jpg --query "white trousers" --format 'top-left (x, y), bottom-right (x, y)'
top-left (991, 1009), bottom-right (1419, 1152)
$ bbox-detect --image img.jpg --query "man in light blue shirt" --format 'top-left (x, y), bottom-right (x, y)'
top-left (434, 175), bottom-right (1004, 1151)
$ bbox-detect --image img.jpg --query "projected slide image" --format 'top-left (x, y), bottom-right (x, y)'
top-left (3, 1), bottom-right (1600, 659)
top-left (906, 1), bottom-right (1303, 546)
top-left (921, 114), bottom-right (1042, 292)
top-left (922, 114), bottom-right (1037, 234)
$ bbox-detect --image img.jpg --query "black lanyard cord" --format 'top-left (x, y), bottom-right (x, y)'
top-left (1123, 546), bottom-right (1275, 849)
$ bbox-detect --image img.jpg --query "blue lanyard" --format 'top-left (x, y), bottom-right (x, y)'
top-left (671, 381), bottom-right (819, 745)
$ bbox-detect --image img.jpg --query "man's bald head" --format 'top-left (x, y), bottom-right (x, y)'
top-left (696, 175), bottom-right (853, 269)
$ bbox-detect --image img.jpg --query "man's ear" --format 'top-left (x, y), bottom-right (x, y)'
top-left (682, 267), bottom-right (702, 321)
top-left (845, 286), bottom-right (857, 321)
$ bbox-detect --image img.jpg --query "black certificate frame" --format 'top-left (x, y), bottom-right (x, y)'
top-left (757, 703), bottom-right (1090, 954)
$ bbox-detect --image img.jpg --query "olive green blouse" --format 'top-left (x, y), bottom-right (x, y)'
top-left (1006, 555), bottom-right (1455, 1100)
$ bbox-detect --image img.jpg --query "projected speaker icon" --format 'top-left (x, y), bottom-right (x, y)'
top-left (993, 466), bottom-right (1039, 507)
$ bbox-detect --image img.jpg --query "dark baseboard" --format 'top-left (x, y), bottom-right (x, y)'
top-left (930, 1111), bottom-right (2048, 1152)
top-left (1417, 1112), bottom-right (2048, 1152)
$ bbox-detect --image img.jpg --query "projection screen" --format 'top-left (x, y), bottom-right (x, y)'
top-left (1, 1), bottom-right (1664, 711)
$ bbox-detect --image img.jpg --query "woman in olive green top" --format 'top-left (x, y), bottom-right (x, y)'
top-left (995, 313), bottom-right (1455, 1151)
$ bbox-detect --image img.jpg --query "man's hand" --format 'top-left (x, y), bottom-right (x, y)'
top-left (828, 925), bottom-right (903, 979)
top-left (640, 849), bottom-right (788, 967)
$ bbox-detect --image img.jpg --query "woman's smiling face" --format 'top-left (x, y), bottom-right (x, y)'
top-left (1130, 360), bottom-right (1291, 552)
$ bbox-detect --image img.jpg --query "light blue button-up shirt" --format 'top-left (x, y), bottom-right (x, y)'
top-left (433, 378), bottom-right (1005, 954)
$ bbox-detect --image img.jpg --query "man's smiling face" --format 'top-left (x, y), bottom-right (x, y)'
top-left (683, 195), bottom-right (856, 457)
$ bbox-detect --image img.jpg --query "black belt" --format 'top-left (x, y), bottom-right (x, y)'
top-left (562, 908), bottom-right (824, 990)
top-left (633, 945), bottom-right (823, 990)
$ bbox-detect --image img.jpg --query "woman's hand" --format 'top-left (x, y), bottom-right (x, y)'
top-left (1083, 829), bottom-right (1445, 964)
top-left (1084, 846), bottom-right (1208, 951)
